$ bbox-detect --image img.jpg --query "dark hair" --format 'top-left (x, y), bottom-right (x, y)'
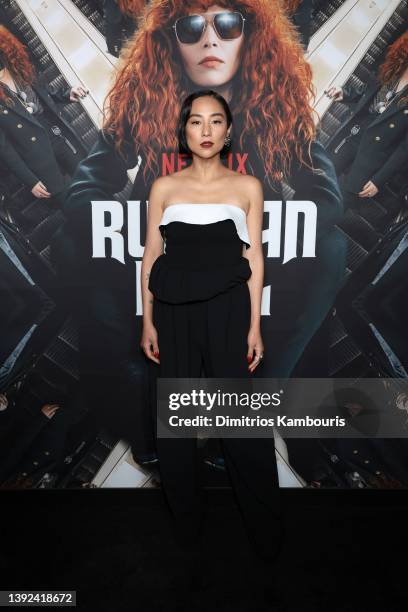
top-left (177, 89), bottom-right (233, 157)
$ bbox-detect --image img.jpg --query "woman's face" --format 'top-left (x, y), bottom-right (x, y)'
top-left (185, 95), bottom-right (230, 158)
top-left (175, 4), bottom-right (244, 88)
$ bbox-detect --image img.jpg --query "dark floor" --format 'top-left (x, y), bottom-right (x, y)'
top-left (1, 489), bottom-right (407, 611)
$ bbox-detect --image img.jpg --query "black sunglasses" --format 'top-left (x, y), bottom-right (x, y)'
top-left (173, 11), bottom-right (245, 45)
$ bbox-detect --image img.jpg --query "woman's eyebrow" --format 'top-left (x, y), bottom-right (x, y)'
top-left (189, 112), bottom-right (225, 118)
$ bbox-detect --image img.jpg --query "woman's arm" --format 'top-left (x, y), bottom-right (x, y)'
top-left (63, 129), bottom-right (137, 246)
top-left (325, 81), bottom-right (369, 104)
top-left (139, 176), bottom-right (167, 364)
top-left (371, 128), bottom-right (408, 188)
top-left (274, 141), bottom-right (346, 378)
top-left (243, 175), bottom-right (265, 372)
top-left (42, 76), bottom-right (87, 104)
top-left (289, 140), bottom-right (343, 242)
top-left (0, 127), bottom-right (39, 189)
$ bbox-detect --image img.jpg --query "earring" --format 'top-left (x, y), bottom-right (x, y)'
top-left (224, 133), bottom-right (231, 146)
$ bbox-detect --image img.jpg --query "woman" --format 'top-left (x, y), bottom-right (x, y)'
top-left (141, 91), bottom-right (264, 375)
top-left (325, 30), bottom-right (408, 211)
top-left (140, 88), bottom-right (283, 557)
top-left (0, 25), bottom-right (88, 205)
top-left (64, 0), bottom-right (344, 499)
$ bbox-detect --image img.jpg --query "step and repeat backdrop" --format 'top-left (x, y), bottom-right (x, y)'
top-left (0, 0), bottom-right (407, 489)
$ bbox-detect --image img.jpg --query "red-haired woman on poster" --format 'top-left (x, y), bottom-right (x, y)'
top-left (0, 25), bottom-right (88, 205)
top-left (64, 0), bottom-right (345, 562)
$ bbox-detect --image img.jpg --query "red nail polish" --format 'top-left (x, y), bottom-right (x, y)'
top-left (247, 355), bottom-right (252, 363)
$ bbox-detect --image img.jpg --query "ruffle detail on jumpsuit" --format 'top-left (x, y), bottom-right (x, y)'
top-left (148, 254), bottom-right (252, 304)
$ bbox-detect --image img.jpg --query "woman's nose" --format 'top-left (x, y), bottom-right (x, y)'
top-left (202, 123), bottom-right (212, 136)
top-left (201, 20), bottom-right (219, 47)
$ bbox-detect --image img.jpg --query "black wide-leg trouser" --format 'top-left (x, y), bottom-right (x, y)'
top-left (152, 281), bottom-right (282, 553)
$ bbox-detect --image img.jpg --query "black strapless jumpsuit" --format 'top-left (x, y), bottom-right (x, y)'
top-left (148, 206), bottom-right (281, 550)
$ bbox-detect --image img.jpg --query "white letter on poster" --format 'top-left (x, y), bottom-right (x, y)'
top-left (91, 201), bottom-right (124, 264)
top-left (263, 201), bottom-right (282, 258)
top-left (127, 201), bottom-right (144, 258)
top-left (283, 201), bottom-right (316, 264)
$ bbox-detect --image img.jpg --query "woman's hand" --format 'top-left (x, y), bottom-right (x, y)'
top-left (31, 181), bottom-right (51, 198)
top-left (140, 322), bottom-right (160, 364)
top-left (69, 86), bottom-right (89, 101)
top-left (247, 325), bottom-right (264, 373)
top-left (0, 394), bottom-right (8, 411)
top-left (325, 85), bottom-right (343, 101)
top-left (358, 180), bottom-right (379, 198)
top-left (41, 404), bottom-right (60, 419)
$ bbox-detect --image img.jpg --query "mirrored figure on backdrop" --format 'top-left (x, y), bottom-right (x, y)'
top-left (325, 30), bottom-right (408, 212)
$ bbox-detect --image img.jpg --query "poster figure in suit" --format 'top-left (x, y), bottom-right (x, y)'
top-left (0, 25), bottom-right (88, 208)
top-left (325, 30), bottom-right (408, 212)
top-left (63, 1), bottom-right (345, 465)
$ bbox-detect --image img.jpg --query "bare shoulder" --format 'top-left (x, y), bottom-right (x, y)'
top-left (225, 169), bottom-right (262, 189)
top-left (239, 174), bottom-right (263, 194)
top-left (150, 174), bottom-right (173, 195)
top-left (235, 174), bottom-right (263, 208)
top-left (238, 175), bottom-right (263, 218)
top-left (149, 175), bottom-right (174, 204)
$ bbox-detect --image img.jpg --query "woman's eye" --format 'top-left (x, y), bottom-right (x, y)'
top-left (189, 119), bottom-right (223, 125)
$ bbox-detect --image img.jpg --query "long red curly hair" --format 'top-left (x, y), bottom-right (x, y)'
top-left (378, 30), bottom-right (408, 104)
top-left (0, 25), bottom-right (35, 105)
top-left (117, 0), bottom-right (145, 17)
top-left (103, 0), bottom-right (316, 184)
top-left (282, 0), bottom-right (302, 15)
